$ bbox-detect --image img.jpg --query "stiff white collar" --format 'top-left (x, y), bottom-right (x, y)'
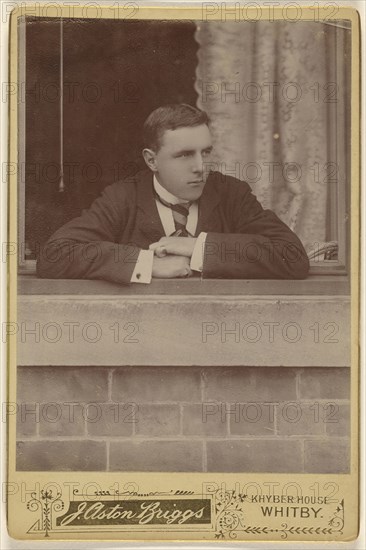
top-left (153, 175), bottom-right (190, 205)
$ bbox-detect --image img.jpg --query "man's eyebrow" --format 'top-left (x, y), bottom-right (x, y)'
top-left (173, 146), bottom-right (213, 156)
top-left (173, 148), bottom-right (195, 156)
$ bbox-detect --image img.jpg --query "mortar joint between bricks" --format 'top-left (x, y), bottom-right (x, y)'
top-left (274, 402), bottom-right (278, 436)
top-left (295, 368), bottom-right (303, 400)
top-left (107, 368), bottom-right (115, 401)
top-left (200, 368), bottom-right (206, 402)
top-left (35, 410), bottom-right (40, 438)
top-left (179, 403), bottom-right (184, 436)
top-left (202, 440), bottom-right (207, 472)
top-left (300, 439), bottom-right (305, 472)
top-left (106, 440), bottom-right (110, 471)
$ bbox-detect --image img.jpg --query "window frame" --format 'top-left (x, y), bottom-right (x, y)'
top-left (17, 16), bottom-right (351, 280)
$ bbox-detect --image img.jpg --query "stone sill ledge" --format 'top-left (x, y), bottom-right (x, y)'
top-left (19, 274), bottom-right (350, 296)
top-left (17, 275), bottom-right (350, 367)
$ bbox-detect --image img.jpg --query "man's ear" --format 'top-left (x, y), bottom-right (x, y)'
top-left (142, 148), bottom-right (158, 172)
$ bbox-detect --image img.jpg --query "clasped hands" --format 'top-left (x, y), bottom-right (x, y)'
top-left (149, 237), bottom-right (197, 278)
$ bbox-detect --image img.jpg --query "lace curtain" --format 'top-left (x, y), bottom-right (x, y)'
top-left (194, 21), bottom-right (348, 252)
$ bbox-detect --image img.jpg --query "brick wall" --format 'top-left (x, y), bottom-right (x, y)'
top-left (16, 366), bottom-right (350, 473)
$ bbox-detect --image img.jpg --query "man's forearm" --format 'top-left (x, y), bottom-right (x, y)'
top-left (202, 233), bottom-right (310, 280)
top-left (36, 239), bottom-right (140, 284)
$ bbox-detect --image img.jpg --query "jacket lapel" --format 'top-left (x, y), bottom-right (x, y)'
top-left (135, 170), bottom-right (166, 242)
top-left (134, 170), bottom-right (224, 241)
top-left (195, 175), bottom-right (223, 235)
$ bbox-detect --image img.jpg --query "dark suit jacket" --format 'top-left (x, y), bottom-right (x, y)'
top-left (36, 170), bottom-right (310, 283)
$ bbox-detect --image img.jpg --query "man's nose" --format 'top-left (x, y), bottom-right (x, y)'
top-left (191, 153), bottom-right (203, 173)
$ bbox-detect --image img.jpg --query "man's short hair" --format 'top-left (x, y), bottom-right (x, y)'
top-left (143, 104), bottom-right (209, 151)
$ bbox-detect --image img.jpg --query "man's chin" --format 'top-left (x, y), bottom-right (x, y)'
top-left (183, 183), bottom-right (205, 200)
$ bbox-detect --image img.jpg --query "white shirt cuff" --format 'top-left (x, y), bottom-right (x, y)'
top-left (130, 249), bottom-right (154, 283)
top-left (190, 232), bottom-right (207, 272)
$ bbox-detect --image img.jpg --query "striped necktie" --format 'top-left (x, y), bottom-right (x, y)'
top-left (156, 194), bottom-right (193, 237)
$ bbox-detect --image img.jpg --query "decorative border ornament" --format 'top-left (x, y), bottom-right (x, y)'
top-left (25, 487), bottom-right (345, 541)
top-left (214, 489), bottom-right (246, 539)
top-left (27, 490), bottom-right (64, 537)
top-left (328, 499), bottom-right (345, 532)
top-left (212, 489), bottom-right (345, 540)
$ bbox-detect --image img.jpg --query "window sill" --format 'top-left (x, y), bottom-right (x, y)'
top-left (18, 274), bottom-right (350, 296)
top-left (17, 275), bottom-right (350, 368)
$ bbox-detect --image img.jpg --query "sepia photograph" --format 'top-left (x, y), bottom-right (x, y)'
top-left (5, 2), bottom-right (360, 543)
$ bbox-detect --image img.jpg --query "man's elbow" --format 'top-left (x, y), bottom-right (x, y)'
top-left (36, 241), bottom-right (72, 279)
top-left (287, 251), bottom-right (310, 280)
top-left (36, 254), bottom-right (62, 279)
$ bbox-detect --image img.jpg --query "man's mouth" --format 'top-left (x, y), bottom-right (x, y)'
top-left (188, 180), bottom-right (203, 185)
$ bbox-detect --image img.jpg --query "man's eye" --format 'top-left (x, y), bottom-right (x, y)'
top-left (202, 150), bottom-right (212, 157)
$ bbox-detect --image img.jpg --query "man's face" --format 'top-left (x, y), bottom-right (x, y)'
top-left (145, 124), bottom-right (213, 201)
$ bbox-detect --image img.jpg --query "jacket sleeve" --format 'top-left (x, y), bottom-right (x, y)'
top-left (203, 178), bottom-right (310, 280)
top-left (36, 183), bottom-right (140, 284)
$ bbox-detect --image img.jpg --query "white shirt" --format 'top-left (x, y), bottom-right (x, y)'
top-left (131, 175), bottom-right (207, 283)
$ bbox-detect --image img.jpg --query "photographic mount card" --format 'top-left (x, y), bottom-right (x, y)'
top-left (5, 2), bottom-right (360, 543)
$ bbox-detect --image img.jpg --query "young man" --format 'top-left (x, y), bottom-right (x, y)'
top-left (36, 104), bottom-right (310, 284)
